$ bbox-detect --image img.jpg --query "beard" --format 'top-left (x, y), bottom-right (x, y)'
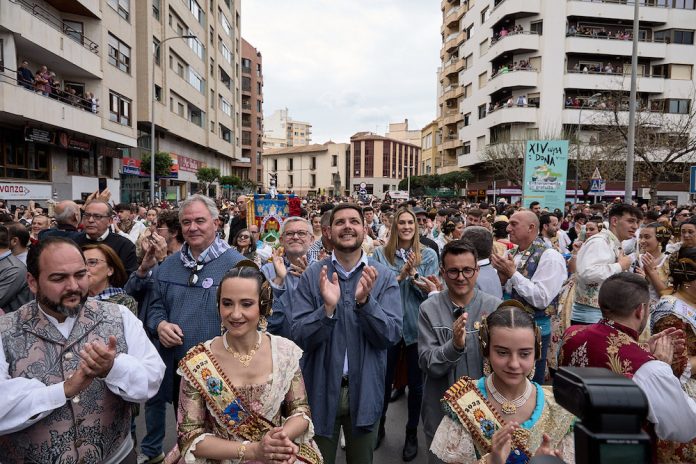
top-left (37, 287), bottom-right (88, 318)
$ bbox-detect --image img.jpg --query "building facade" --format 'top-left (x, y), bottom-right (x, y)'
top-left (420, 120), bottom-right (439, 175)
top-left (130, 0), bottom-right (242, 202)
top-left (241, 38), bottom-right (263, 186)
top-left (263, 108), bottom-right (312, 148)
top-left (262, 142), bottom-right (349, 196)
top-left (385, 119), bottom-right (422, 146)
top-left (350, 132), bottom-right (421, 195)
top-left (439, 0), bottom-right (696, 203)
top-left (0, 0), bottom-right (139, 204)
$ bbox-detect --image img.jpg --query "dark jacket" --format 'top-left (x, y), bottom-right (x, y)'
top-left (39, 224), bottom-right (83, 242)
top-left (0, 252), bottom-right (32, 312)
top-left (74, 231), bottom-right (138, 274)
top-left (227, 216), bottom-right (247, 246)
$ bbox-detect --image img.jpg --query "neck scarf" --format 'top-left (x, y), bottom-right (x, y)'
top-left (180, 236), bottom-right (231, 269)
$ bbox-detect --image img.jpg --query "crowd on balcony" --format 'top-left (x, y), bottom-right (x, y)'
top-left (15, 60), bottom-right (99, 113)
top-left (491, 59), bottom-right (536, 77)
top-left (564, 94), bottom-right (650, 111)
top-left (487, 94), bottom-right (535, 114)
top-left (491, 24), bottom-right (524, 44)
top-left (567, 24), bottom-right (634, 40)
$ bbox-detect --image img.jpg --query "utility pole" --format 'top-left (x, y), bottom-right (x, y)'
top-left (625, 0), bottom-right (640, 203)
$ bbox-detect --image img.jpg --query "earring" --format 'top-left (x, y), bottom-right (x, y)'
top-left (483, 360), bottom-right (492, 376)
top-left (527, 365), bottom-right (536, 381)
top-left (258, 315), bottom-right (268, 333)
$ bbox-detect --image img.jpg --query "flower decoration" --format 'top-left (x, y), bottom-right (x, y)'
top-left (206, 376), bottom-right (223, 396)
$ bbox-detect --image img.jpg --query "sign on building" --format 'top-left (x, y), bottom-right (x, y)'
top-left (523, 140), bottom-right (569, 211)
top-left (0, 182), bottom-right (53, 200)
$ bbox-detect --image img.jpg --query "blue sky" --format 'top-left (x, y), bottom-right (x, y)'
top-left (242, 0), bottom-right (442, 143)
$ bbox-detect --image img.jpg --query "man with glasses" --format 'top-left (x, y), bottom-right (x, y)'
top-left (418, 240), bottom-right (501, 464)
top-left (413, 207), bottom-right (440, 260)
top-left (261, 217), bottom-right (314, 337)
top-left (674, 206), bottom-right (692, 225)
top-left (135, 194), bottom-right (243, 464)
top-left (75, 200), bottom-right (137, 274)
top-left (491, 210), bottom-right (566, 384)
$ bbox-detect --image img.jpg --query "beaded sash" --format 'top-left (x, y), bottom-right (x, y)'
top-left (442, 376), bottom-right (532, 463)
top-left (179, 344), bottom-right (322, 464)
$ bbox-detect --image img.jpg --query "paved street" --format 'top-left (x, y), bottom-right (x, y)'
top-left (135, 391), bottom-right (429, 464)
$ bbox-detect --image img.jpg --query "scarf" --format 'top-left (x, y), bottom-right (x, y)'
top-left (93, 287), bottom-right (126, 300)
top-left (180, 236), bottom-right (231, 269)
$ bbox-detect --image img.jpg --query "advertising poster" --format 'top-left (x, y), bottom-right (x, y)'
top-left (523, 140), bottom-right (569, 211)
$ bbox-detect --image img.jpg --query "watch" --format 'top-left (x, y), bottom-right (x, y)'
top-left (355, 296), bottom-right (369, 308)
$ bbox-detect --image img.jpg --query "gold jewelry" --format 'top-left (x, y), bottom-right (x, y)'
top-left (258, 315), bottom-right (268, 332)
top-left (238, 440), bottom-right (249, 461)
top-left (483, 359), bottom-right (492, 376)
top-left (527, 364), bottom-right (536, 381)
top-left (223, 330), bottom-right (262, 368)
top-left (486, 373), bottom-right (533, 415)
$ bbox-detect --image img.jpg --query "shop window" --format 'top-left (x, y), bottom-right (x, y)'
top-left (0, 131), bottom-right (50, 180)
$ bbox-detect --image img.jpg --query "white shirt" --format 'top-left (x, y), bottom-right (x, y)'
top-left (119, 220), bottom-right (146, 244)
top-left (504, 246), bottom-right (567, 309)
top-left (557, 229), bottom-right (571, 254)
top-left (633, 360), bottom-right (696, 442)
top-left (576, 230), bottom-right (627, 285)
top-left (0, 304), bottom-right (165, 438)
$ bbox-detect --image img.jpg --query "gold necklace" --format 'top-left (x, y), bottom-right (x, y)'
top-left (486, 374), bottom-right (533, 415)
top-left (223, 330), bottom-right (262, 368)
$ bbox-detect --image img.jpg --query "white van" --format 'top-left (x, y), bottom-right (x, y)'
top-left (384, 190), bottom-right (409, 201)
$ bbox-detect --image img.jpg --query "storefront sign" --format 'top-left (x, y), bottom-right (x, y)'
top-left (24, 127), bottom-right (56, 144)
top-left (121, 157), bottom-right (142, 176)
top-left (178, 154), bottom-right (205, 172)
top-left (66, 137), bottom-right (91, 152)
top-left (523, 140), bottom-right (569, 211)
top-left (98, 146), bottom-right (121, 158)
top-left (0, 182), bottom-right (52, 200)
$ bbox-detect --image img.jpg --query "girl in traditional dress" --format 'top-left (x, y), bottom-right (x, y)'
top-left (167, 263), bottom-right (322, 464)
top-left (635, 222), bottom-right (672, 306)
top-left (431, 303), bottom-right (575, 464)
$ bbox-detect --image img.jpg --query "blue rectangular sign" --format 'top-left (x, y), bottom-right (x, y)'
top-left (690, 166), bottom-right (696, 194)
top-left (523, 140), bottom-right (569, 211)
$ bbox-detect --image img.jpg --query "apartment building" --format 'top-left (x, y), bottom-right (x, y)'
top-left (439, 0), bottom-right (696, 202)
top-left (263, 108), bottom-right (312, 148)
top-left (241, 38), bottom-right (263, 186)
top-left (262, 142), bottom-right (350, 196)
top-left (131, 0), bottom-right (242, 202)
top-left (350, 132), bottom-right (421, 195)
top-left (421, 120), bottom-right (439, 174)
top-left (385, 119), bottom-right (422, 146)
top-left (0, 0), bottom-right (139, 203)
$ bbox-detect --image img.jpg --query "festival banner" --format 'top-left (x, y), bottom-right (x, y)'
top-left (522, 140), bottom-right (569, 211)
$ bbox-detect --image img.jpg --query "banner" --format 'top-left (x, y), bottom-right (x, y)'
top-left (523, 140), bottom-right (569, 211)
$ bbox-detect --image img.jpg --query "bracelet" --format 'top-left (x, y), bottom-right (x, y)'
top-left (237, 440), bottom-right (250, 462)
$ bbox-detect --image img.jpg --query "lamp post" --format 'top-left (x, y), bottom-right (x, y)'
top-left (575, 92), bottom-right (602, 203)
top-left (625, 0), bottom-right (640, 203)
top-left (150, 34), bottom-right (196, 204)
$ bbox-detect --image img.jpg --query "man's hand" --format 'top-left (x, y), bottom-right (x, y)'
top-left (63, 361), bottom-right (94, 398)
top-left (452, 312), bottom-right (468, 350)
top-left (653, 334), bottom-right (675, 364)
top-left (157, 321), bottom-right (184, 347)
top-left (271, 247), bottom-right (287, 284)
top-left (617, 250), bottom-right (633, 271)
top-left (491, 253), bottom-right (516, 282)
top-left (319, 266), bottom-right (340, 316)
top-left (355, 266), bottom-right (378, 305)
top-left (79, 336), bottom-right (118, 378)
top-left (648, 327), bottom-right (686, 358)
top-left (288, 255), bottom-right (309, 277)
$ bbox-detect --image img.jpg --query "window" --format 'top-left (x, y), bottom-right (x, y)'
top-left (219, 96), bottom-right (232, 116)
top-left (0, 135), bottom-right (50, 180)
top-left (463, 142), bottom-right (471, 155)
top-left (109, 91), bottom-right (131, 126)
top-left (288, 158), bottom-right (294, 171)
top-left (188, 68), bottom-right (205, 93)
top-left (311, 157), bottom-right (317, 170)
top-left (153, 0), bottom-right (160, 20)
top-left (210, 58), bottom-right (214, 75)
top-left (465, 24), bottom-right (474, 40)
top-left (107, 0), bottom-right (130, 20)
top-left (63, 20), bottom-right (84, 45)
top-left (257, 82), bottom-right (262, 94)
top-left (478, 72), bottom-right (487, 89)
top-left (673, 0), bottom-right (695, 9)
top-left (188, 33), bottom-right (205, 60)
top-left (530, 21), bottom-right (543, 35)
top-left (0, 39), bottom-right (3, 72)
top-left (674, 30), bottom-right (695, 44)
top-left (364, 140), bottom-right (374, 177)
top-left (219, 124), bottom-right (231, 142)
top-left (464, 113), bottom-right (471, 126)
top-left (242, 76), bottom-right (251, 92)
top-left (186, 0), bottom-right (204, 24)
top-left (68, 151), bottom-right (112, 177)
top-left (464, 53), bottom-right (473, 69)
top-left (242, 58), bottom-right (251, 73)
top-left (220, 42), bottom-right (232, 64)
top-left (177, 102), bottom-right (185, 117)
top-left (153, 38), bottom-right (160, 65)
top-left (464, 83), bottom-right (472, 98)
top-left (211, 121), bottom-right (215, 133)
top-left (219, 67), bottom-right (231, 89)
top-left (154, 85), bottom-right (162, 101)
top-left (480, 7), bottom-right (489, 24)
top-left (310, 174), bottom-right (316, 188)
top-left (477, 135), bottom-right (486, 151)
top-left (288, 174), bottom-right (294, 187)
top-left (668, 99), bottom-right (690, 114)
top-left (188, 104), bottom-right (204, 127)
top-left (273, 159), bottom-right (278, 171)
top-left (478, 104), bottom-right (487, 119)
top-left (257, 100), bottom-right (262, 112)
top-left (108, 33), bottom-right (131, 73)
top-left (479, 39), bottom-right (489, 55)
top-left (332, 154), bottom-right (338, 167)
top-left (220, 9), bottom-right (232, 36)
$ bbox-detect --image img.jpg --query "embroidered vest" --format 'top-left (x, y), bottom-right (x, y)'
top-left (0, 300), bottom-right (131, 464)
top-left (510, 237), bottom-right (559, 318)
top-left (574, 230), bottom-right (621, 308)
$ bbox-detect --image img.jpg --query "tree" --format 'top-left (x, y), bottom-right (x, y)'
top-left (219, 175), bottom-right (241, 188)
top-left (196, 167), bottom-right (221, 196)
top-left (592, 89), bottom-right (696, 204)
top-left (440, 170), bottom-right (472, 192)
top-left (140, 151), bottom-right (173, 178)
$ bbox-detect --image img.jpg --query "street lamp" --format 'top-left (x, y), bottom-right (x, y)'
top-left (150, 34), bottom-right (196, 204)
top-left (574, 92), bottom-right (602, 203)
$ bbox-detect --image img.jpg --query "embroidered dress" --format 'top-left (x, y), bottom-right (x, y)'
top-left (167, 334), bottom-right (322, 464)
top-left (430, 377), bottom-right (575, 464)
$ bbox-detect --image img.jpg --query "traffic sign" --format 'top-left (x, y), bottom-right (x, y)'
top-left (690, 166), bottom-right (696, 194)
top-left (589, 179), bottom-right (606, 194)
top-left (591, 167), bottom-right (602, 180)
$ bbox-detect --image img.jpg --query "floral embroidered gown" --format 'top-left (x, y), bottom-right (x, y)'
top-left (169, 334), bottom-right (320, 464)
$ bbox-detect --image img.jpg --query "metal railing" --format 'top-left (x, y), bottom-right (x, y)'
top-left (9, 0), bottom-right (99, 54)
top-left (490, 30), bottom-right (539, 46)
top-left (490, 66), bottom-right (539, 80)
top-left (566, 68), bottom-right (663, 78)
top-left (565, 31), bottom-right (663, 43)
top-left (571, 0), bottom-right (669, 7)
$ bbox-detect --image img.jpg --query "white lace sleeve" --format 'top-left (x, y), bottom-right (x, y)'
top-left (282, 411), bottom-right (314, 443)
top-left (430, 415), bottom-right (479, 464)
top-left (559, 431), bottom-right (575, 464)
top-left (184, 433), bottom-right (233, 464)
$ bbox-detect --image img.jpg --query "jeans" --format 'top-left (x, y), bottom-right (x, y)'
top-left (382, 341), bottom-right (423, 431)
top-left (139, 387), bottom-right (167, 458)
top-left (314, 385), bottom-right (379, 464)
top-left (533, 332), bottom-right (551, 384)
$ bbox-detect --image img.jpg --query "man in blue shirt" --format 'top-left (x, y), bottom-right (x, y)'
top-left (292, 203), bottom-right (402, 464)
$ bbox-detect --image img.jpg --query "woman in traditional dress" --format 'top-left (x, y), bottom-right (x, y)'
top-left (82, 243), bottom-right (137, 314)
top-left (635, 222), bottom-right (673, 306)
top-left (373, 207), bottom-right (439, 459)
top-left (431, 303), bottom-right (575, 464)
top-left (651, 246), bottom-right (696, 463)
top-left (435, 216), bottom-right (464, 252)
top-left (167, 264), bottom-right (322, 464)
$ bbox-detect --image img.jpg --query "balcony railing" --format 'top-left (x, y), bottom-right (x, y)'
top-left (490, 64), bottom-right (538, 80)
top-left (490, 30), bottom-right (538, 46)
top-left (10, 0), bottom-right (99, 54)
top-left (483, 102), bottom-right (538, 118)
top-left (571, 0), bottom-right (669, 7)
top-left (566, 68), bottom-right (663, 78)
top-left (565, 30), bottom-right (663, 43)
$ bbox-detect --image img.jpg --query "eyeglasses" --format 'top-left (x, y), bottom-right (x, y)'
top-left (444, 267), bottom-right (478, 279)
top-left (86, 258), bottom-right (107, 267)
top-left (188, 263), bottom-right (204, 286)
top-left (678, 213), bottom-right (692, 217)
top-left (283, 230), bottom-right (310, 238)
top-left (83, 213), bottom-right (109, 221)
top-left (238, 234), bottom-right (251, 240)
top-left (416, 217), bottom-right (427, 223)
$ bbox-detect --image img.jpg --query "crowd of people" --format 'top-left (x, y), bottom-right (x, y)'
top-left (2, 192), bottom-right (696, 464)
top-left (15, 60), bottom-right (99, 112)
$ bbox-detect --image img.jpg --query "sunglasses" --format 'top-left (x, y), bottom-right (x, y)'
top-left (188, 262), bottom-right (204, 286)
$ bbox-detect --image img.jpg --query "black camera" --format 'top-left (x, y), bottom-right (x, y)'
top-left (552, 367), bottom-right (651, 464)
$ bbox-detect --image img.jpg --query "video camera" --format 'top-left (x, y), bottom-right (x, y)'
top-left (531, 367), bottom-right (651, 464)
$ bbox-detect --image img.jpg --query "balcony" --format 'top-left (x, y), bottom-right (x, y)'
top-left (564, 70), bottom-right (665, 94)
top-left (442, 57), bottom-right (465, 78)
top-left (442, 109), bottom-right (464, 126)
top-left (441, 137), bottom-right (462, 150)
top-left (487, 32), bottom-right (540, 61)
top-left (444, 32), bottom-right (460, 52)
top-left (566, 0), bottom-right (668, 24)
top-left (485, 105), bottom-right (539, 127)
top-left (442, 84), bottom-right (464, 101)
top-left (488, 69), bottom-right (539, 94)
top-left (488, 0), bottom-right (541, 28)
top-left (2, 0), bottom-right (101, 78)
top-left (445, 6), bottom-right (460, 27)
top-left (565, 33), bottom-right (666, 59)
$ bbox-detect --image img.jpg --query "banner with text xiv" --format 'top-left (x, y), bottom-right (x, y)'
top-left (523, 140), bottom-right (569, 211)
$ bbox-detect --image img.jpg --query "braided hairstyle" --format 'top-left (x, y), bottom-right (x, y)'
top-left (669, 246), bottom-right (696, 292)
top-left (479, 301), bottom-right (542, 360)
top-left (217, 260), bottom-right (273, 316)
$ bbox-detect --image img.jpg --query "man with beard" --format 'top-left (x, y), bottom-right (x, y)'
top-left (539, 212), bottom-right (569, 254)
top-left (292, 203), bottom-right (402, 464)
top-left (261, 217), bottom-right (314, 338)
top-left (0, 237), bottom-right (164, 463)
top-left (559, 273), bottom-right (696, 446)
